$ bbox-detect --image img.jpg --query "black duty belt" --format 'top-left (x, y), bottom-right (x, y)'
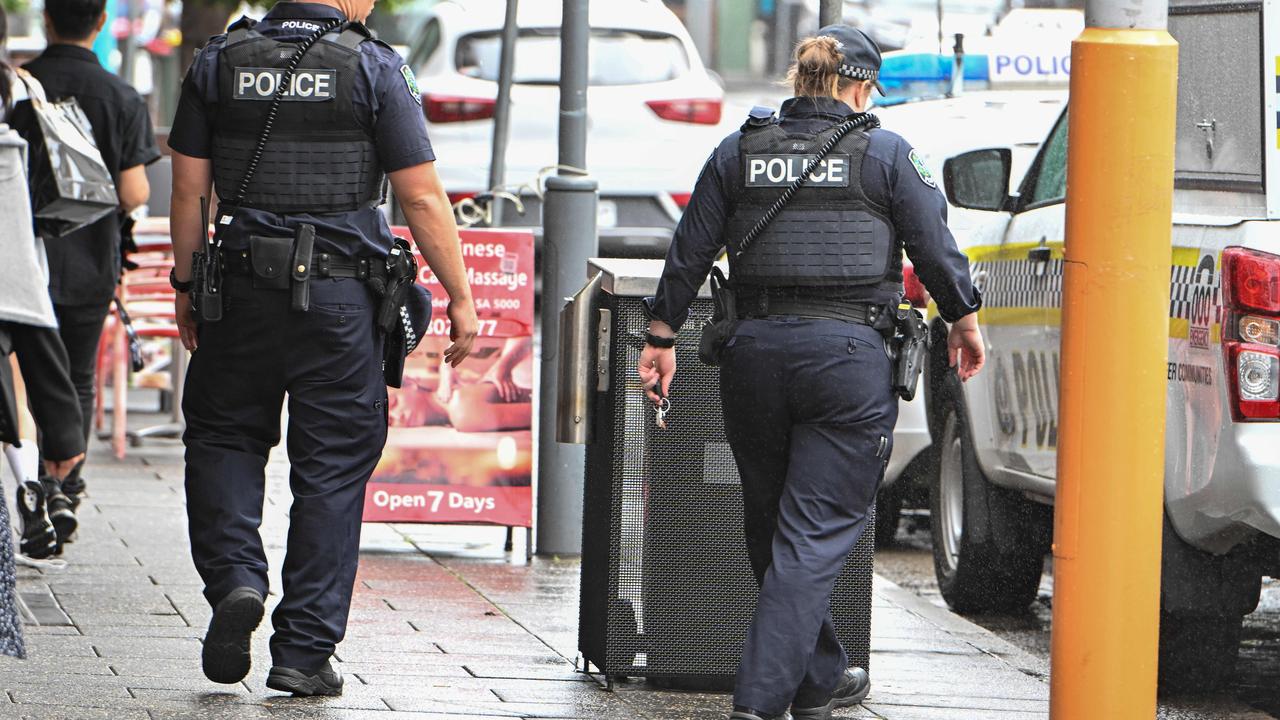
top-left (738, 293), bottom-right (881, 326)
top-left (218, 249), bottom-right (387, 281)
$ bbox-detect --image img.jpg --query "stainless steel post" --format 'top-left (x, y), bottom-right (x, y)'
top-left (536, 0), bottom-right (598, 555)
top-left (487, 0), bottom-right (520, 226)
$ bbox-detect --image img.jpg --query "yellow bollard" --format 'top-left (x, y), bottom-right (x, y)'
top-left (1050, 26), bottom-right (1178, 719)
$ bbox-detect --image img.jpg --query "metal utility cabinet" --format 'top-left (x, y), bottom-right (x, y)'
top-left (559, 258), bottom-right (875, 685)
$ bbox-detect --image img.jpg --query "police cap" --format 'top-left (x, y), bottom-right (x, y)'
top-left (816, 24), bottom-right (886, 95)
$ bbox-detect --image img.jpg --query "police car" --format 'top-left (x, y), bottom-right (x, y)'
top-left (925, 3), bottom-right (1280, 687)
top-left (404, 0), bottom-right (728, 257)
top-left (866, 90), bottom-right (1068, 546)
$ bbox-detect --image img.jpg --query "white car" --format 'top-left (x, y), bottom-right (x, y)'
top-left (929, 3), bottom-right (1280, 688)
top-left (867, 90), bottom-right (1068, 545)
top-left (404, 0), bottom-right (730, 257)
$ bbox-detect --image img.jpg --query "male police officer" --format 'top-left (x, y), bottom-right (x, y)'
top-left (638, 26), bottom-right (985, 720)
top-left (167, 0), bottom-right (477, 695)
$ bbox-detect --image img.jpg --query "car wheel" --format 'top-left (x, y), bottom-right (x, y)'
top-left (929, 395), bottom-right (1044, 614)
top-left (874, 486), bottom-right (903, 548)
top-left (1158, 612), bottom-right (1243, 693)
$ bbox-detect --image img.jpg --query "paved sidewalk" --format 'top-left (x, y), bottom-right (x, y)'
top-left (0, 430), bottom-right (1049, 719)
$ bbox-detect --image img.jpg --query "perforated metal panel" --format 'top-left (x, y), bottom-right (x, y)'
top-left (580, 293), bottom-right (874, 682)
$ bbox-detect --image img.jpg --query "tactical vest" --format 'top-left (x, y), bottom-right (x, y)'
top-left (211, 20), bottom-right (384, 214)
top-left (725, 119), bottom-right (902, 293)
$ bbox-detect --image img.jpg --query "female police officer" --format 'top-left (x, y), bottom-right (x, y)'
top-left (167, 0), bottom-right (477, 697)
top-left (638, 25), bottom-right (985, 720)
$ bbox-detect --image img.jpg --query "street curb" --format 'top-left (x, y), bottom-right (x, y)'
top-left (873, 573), bottom-right (1050, 682)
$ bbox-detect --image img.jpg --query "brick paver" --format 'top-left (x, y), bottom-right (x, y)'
top-left (0, 431), bottom-right (1049, 719)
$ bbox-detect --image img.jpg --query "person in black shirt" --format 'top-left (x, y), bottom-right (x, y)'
top-left (10, 0), bottom-right (161, 547)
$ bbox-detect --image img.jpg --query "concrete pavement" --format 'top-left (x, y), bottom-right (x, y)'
top-left (0, 423), bottom-right (1050, 719)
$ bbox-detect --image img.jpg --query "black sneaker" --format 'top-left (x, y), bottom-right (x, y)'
top-left (43, 481), bottom-right (77, 551)
top-left (202, 586), bottom-right (265, 684)
top-left (791, 667), bottom-right (870, 719)
top-left (61, 475), bottom-right (86, 512)
top-left (266, 659), bottom-right (344, 697)
top-left (16, 480), bottom-right (57, 559)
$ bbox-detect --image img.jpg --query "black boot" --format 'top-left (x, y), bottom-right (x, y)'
top-left (42, 478), bottom-right (77, 551)
top-left (202, 586), bottom-right (265, 684)
top-left (791, 667), bottom-right (871, 719)
top-left (266, 659), bottom-right (344, 697)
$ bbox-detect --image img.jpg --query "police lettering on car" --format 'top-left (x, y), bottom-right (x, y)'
top-left (165, 0), bottom-right (478, 697)
top-left (637, 25), bottom-right (986, 720)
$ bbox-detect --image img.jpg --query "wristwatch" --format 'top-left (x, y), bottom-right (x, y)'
top-left (644, 332), bottom-right (676, 349)
top-left (169, 268), bottom-right (193, 293)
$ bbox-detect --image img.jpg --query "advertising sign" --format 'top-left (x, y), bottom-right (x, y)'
top-left (363, 227), bottom-right (536, 527)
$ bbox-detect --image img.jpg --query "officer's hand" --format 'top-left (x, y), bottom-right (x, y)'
top-left (444, 299), bottom-right (478, 367)
top-left (948, 313), bottom-right (985, 381)
top-left (176, 292), bottom-right (198, 352)
top-left (638, 345), bottom-right (676, 405)
top-left (43, 453), bottom-right (84, 482)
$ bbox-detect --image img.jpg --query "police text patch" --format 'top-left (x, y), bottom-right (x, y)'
top-left (233, 67), bottom-right (337, 101)
top-left (908, 149), bottom-right (936, 188)
top-left (745, 154), bottom-right (851, 187)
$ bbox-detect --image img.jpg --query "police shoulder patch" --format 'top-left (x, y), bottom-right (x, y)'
top-left (908, 148), bottom-right (936, 188)
top-left (400, 64), bottom-right (421, 104)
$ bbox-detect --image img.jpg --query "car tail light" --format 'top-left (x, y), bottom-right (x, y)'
top-left (646, 98), bottom-right (722, 125)
top-left (670, 192), bottom-right (692, 210)
top-left (1222, 247), bottom-right (1280, 421)
top-left (424, 94), bottom-right (496, 123)
top-left (903, 264), bottom-right (930, 309)
top-left (1226, 344), bottom-right (1280, 420)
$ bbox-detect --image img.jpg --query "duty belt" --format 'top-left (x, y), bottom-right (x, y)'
top-left (737, 292), bottom-right (882, 326)
top-left (218, 249), bottom-right (387, 281)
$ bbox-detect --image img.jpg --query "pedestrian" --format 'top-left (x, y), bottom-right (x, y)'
top-left (0, 11), bottom-right (88, 562)
top-left (166, 0), bottom-right (478, 697)
top-left (637, 26), bottom-right (985, 720)
top-left (7, 0), bottom-right (161, 551)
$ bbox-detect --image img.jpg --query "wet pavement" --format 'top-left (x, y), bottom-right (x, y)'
top-left (875, 514), bottom-right (1280, 719)
top-left (1, 422), bottom-right (1055, 719)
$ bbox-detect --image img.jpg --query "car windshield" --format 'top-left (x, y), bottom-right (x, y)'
top-left (455, 28), bottom-right (689, 85)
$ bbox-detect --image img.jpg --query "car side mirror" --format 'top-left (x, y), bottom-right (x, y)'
top-left (943, 148), bottom-right (1013, 212)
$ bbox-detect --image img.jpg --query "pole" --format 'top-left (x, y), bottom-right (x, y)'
top-left (536, 0), bottom-right (597, 556)
top-left (819, 0), bottom-right (841, 28)
top-left (487, 0), bottom-right (520, 227)
top-left (1049, 0), bottom-right (1176, 717)
top-left (936, 0), bottom-right (944, 54)
top-left (686, 0), bottom-right (714, 71)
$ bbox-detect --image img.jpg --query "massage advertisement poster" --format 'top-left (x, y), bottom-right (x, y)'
top-left (363, 227), bottom-right (535, 527)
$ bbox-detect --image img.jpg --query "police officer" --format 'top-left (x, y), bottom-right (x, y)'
top-left (167, 0), bottom-right (477, 696)
top-left (638, 26), bottom-right (985, 720)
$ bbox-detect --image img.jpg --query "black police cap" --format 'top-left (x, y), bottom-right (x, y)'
top-left (816, 24), bottom-right (886, 95)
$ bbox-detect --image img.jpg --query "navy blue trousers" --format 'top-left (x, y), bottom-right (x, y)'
top-left (182, 275), bottom-right (387, 672)
top-left (720, 318), bottom-right (897, 714)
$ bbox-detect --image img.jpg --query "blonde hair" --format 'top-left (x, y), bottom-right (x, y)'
top-left (787, 35), bottom-right (864, 99)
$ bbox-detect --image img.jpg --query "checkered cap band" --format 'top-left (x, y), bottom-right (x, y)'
top-left (839, 65), bottom-right (878, 81)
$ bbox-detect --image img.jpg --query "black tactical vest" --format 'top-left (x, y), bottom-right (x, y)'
top-left (211, 20), bottom-right (384, 214)
top-left (726, 119), bottom-right (901, 292)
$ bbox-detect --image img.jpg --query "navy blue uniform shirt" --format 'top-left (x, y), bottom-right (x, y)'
top-left (168, 2), bottom-right (435, 257)
top-left (647, 96), bottom-right (982, 331)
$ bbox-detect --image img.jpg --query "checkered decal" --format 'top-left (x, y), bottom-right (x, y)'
top-left (973, 258), bottom-right (1064, 309)
top-left (1168, 262), bottom-right (1221, 324)
top-left (400, 305), bottom-right (420, 354)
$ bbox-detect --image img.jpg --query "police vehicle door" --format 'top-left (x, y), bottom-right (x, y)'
top-left (978, 110), bottom-right (1067, 481)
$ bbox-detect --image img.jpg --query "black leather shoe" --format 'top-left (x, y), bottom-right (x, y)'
top-left (201, 586), bottom-right (264, 684)
top-left (791, 667), bottom-right (871, 718)
top-left (266, 659), bottom-right (344, 696)
top-left (729, 707), bottom-right (792, 720)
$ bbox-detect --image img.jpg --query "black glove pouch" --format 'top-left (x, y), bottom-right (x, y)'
top-left (698, 267), bottom-right (737, 367)
top-left (249, 235), bottom-right (293, 291)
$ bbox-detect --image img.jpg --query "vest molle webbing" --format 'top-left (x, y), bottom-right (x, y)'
top-left (726, 121), bottom-right (899, 289)
top-left (211, 21), bottom-right (384, 214)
